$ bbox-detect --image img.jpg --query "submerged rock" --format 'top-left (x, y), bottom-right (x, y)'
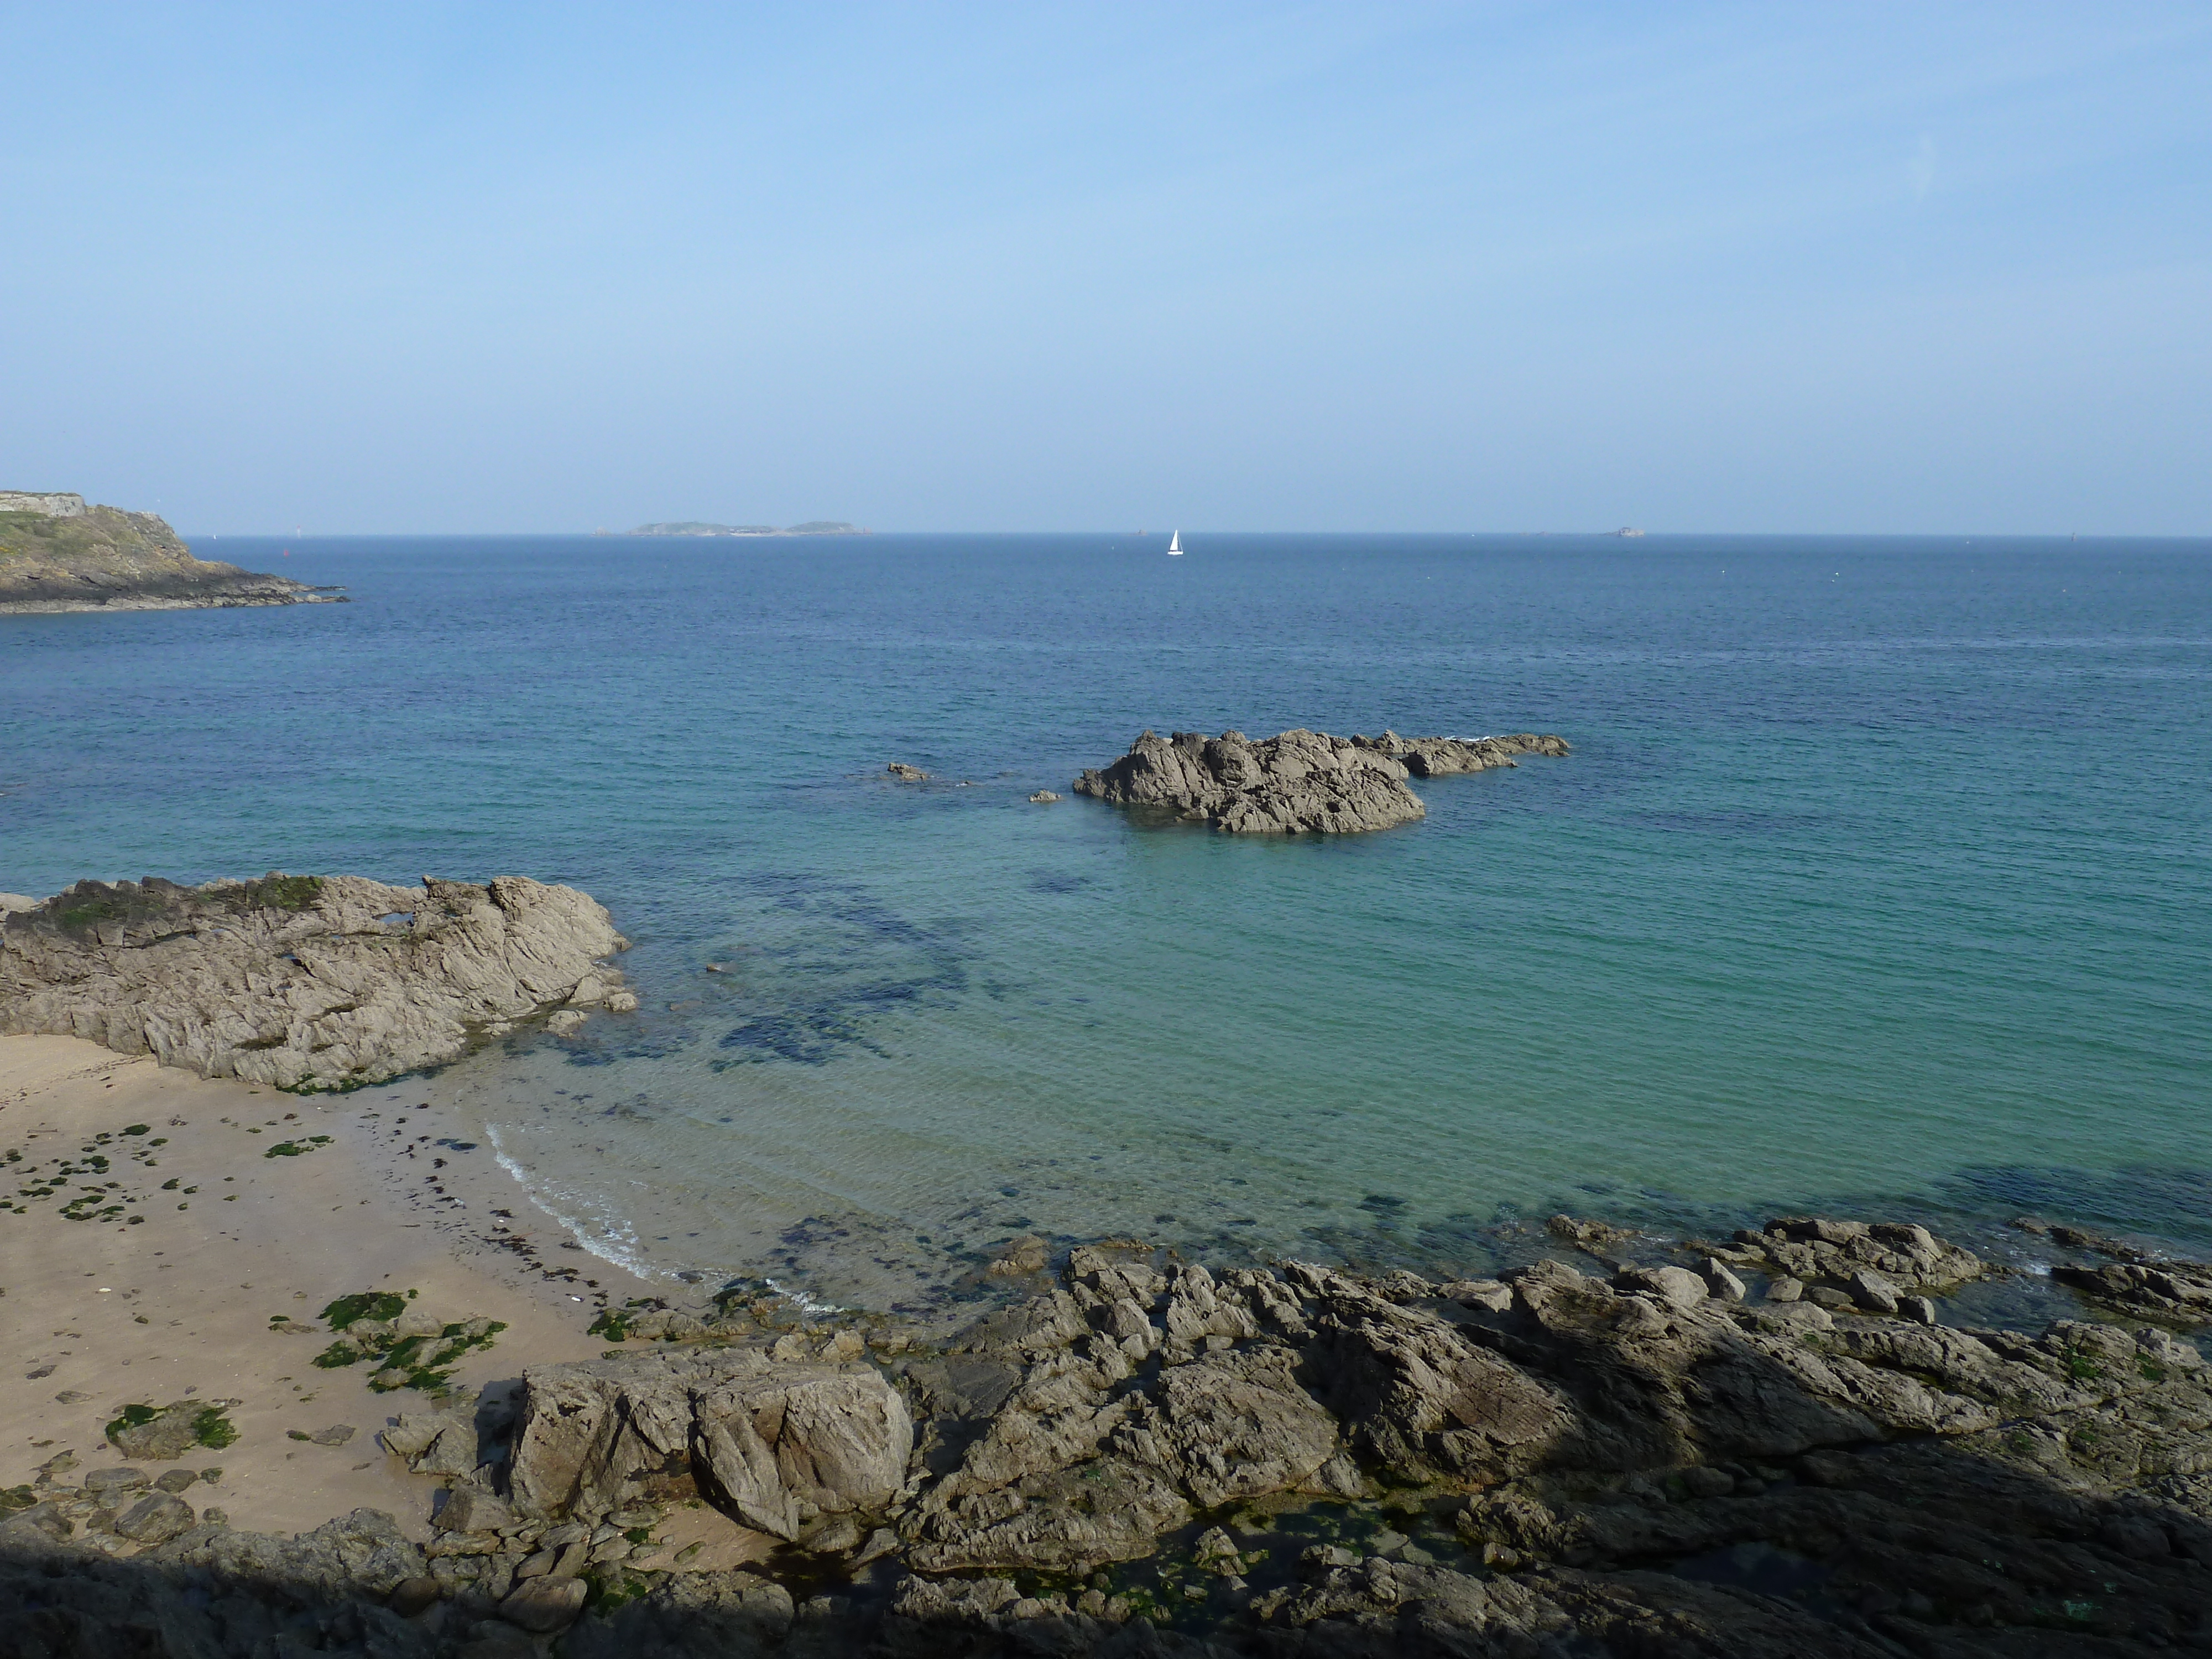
top-left (1072, 727), bottom-right (1569, 834)
top-left (0, 871), bottom-right (634, 1088)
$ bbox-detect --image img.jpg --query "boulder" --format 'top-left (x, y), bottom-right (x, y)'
top-left (1617, 1265), bottom-right (1711, 1310)
top-left (499, 1574), bottom-right (587, 1632)
top-left (382, 1411), bottom-right (478, 1477)
top-left (434, 1483), bottom-right (512, 1535)
top-left (0, 872), bottom-right (632, 1088)
top-left (111, 1491), bottom-right (196, 1545)
top-left (105, 1402), bottom-right (215, 1460)
top-left (508, 1348), bottom-right (911, 1538)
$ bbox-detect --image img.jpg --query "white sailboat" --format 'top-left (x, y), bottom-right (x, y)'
top-left (1167, 530), bottom-right (1183, 556)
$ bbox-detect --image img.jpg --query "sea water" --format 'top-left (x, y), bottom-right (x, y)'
top-left (6, 534), bottom-right (2208, 1306)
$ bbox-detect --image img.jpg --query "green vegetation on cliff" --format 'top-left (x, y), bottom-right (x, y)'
top-left (0, 491), bottom-right (343, 611)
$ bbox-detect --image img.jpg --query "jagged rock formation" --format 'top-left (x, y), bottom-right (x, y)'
top-left (507, 1348), bottom-right (912, 1539)
top-left (2040, 1224), bottom-right (2212, 1326)
top-left (0, 872), bottom-right (635, 1089)
top-left (9, 1215), bottom-right (2212, 1655)
top-left (1073, 728), bottom-right (1569, 833)
top-left (0, 492), bottom-right (343, 612)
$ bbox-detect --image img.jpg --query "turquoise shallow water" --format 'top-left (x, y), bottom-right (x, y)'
top-left (6, 534), bottom-right (2209, 1305)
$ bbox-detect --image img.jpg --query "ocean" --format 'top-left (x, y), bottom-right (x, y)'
top-left (7, 532), bottom-right (2209, 1308)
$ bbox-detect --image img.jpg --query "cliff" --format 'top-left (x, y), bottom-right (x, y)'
top-left (0, 492), bottom-right (345, 613)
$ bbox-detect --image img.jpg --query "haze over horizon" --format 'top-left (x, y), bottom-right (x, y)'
top-left (4, 3), bottom-right (2208, 537)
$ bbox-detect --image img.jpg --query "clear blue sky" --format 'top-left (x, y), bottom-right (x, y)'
top-left (3, 3), bottom-right (2207, 534)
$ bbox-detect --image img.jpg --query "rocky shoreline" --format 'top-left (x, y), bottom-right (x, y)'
top-left (0, 492), bottom-right (344, 613)
top-left (8, 864), bottom-right (2211, 1655)
top-left (9, 1204), bottom-right (2212, 1657)
top-left (0, 873), bottom-right (637, 1090)
top-left (1073, 729), bottom-right (1570, 833)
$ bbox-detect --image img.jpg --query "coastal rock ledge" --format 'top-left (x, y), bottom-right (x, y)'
top-left (0, 492), bottom-right (343, 612)
top-left (0, 872), bottom-right (635, 1089)
top-left (1074, 727), bottom-right (1569, 833)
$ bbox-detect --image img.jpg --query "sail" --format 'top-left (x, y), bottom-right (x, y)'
top-left (1168, 530), bottom-right (1182, 554)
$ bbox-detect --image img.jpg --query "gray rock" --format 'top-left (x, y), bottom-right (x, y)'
top-left (382, 1410), bottom-right (479, 1476)
top-left (82, 1467), bottom-right (152, 1496)
top-left (508, 1348), bottom-right (911, 1538)
top-left (1702, 1257), bottom-right (1747, 1302)
top-left (112, 1491), bottom-right (195, 1544)
top-left (1073, 728), bottom-right (1571, 834)
top-left (2055, 1252), bottom-right (2212, 1326)
top-left (105, 1402), bottom-right (213, 1460)
top-left (1121, 1345), bottom-right (1341, 1504)
top-left (436, 1484), bottom-right (513, 1535)
top-left (1766, 1275), bottom-right (1804, 1302)
top-left (1617, 1264), bottom-right (1711, 1310)
top-left (389, 1575), bottom-right (441, 1616)
top-left (1028, 790), bottom-right (1061, 803)
top-left (1847, 1267), bottom-right (1901, 1314)
top-left (0, 872), bottom-right (631, 1089)
top-left (499, 1574), bottom-right (587, 1631)
top-left (1441, 1277), bottom-right (1514, 1312)
top-left (153, 1470), bottom-right (199, 1494)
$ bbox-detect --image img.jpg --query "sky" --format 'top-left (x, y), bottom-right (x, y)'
top-left (2, 2), bottom-right (2208, 534)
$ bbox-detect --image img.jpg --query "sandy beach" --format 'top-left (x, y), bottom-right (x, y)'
top-left (0, 1033), bottom-right (656, 1537)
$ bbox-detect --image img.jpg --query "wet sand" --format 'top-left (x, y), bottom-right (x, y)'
top-left (0, 1035), bottom-right (656, 1536)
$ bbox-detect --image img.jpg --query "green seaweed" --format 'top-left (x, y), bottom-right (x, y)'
top-left (235, 874), bottom-right (324, 912)
top-left (321, 1291), bottom-right (406, 1329)
top-left (193, 1405), bottom-right (239, 1449)
top-left (105, 1404), bottom-right (159, 1439)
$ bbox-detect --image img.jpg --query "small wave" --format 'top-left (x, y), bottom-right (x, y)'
top-left (485, 1123), bottom-right (665, 1281)
top-left (765, 1276), bottom-right (846, 1316)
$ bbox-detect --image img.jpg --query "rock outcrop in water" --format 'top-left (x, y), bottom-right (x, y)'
top-left (9, 1215), bottom-right (2212, 1654)
top-left (0, 492), bottom-right (344, 612)
top-left (2040, 1224), bottom-right (2212, 1326)
top-left (0, 872), bottom-right (634, 1089)
top-left (1073, 728), bottom-right (1569, 833)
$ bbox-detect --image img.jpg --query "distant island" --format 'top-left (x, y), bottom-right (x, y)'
top-left (628, 520), bottom-right (867, 537)
top-left (0, 492), bottom-right (345, 614)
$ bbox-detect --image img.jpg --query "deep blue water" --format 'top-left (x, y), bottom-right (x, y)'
top-left (6, 533), bottom-right (2209, 1300)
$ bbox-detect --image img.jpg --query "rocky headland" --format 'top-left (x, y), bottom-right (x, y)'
top-left (0, 873), bottom-right (636, 1090)
top-left (9, 1209), bottom-right (2212, 1657)
top-left (1073, 729), bottom-right (1571, 833)
top-left (0, 492), bottom-right (344, 613)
